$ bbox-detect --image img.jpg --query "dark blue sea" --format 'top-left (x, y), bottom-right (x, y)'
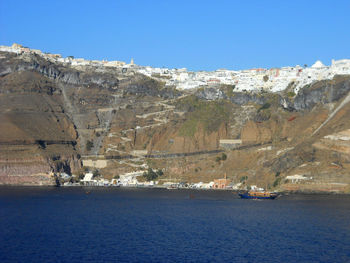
top-left (0, 187), bottom-right (350, 263)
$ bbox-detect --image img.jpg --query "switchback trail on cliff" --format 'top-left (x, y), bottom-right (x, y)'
top-left (312, 92), bottom-right (350, 136)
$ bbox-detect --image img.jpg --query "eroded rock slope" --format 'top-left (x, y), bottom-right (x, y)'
top-left (1, 50), bottom-right (350, 192)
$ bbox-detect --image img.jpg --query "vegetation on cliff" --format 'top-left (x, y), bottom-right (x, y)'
top-left (177, 96), bottom-right (230, 137)
top-left (143, 168), bottom-right (163, 181)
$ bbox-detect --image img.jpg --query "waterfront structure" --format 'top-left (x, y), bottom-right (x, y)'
top-left (81, 173), bottom-right (95, 185)
top-left (118, 171), bottom-right (144, 186)
top-left (213, 174), bottom-right (230, 189)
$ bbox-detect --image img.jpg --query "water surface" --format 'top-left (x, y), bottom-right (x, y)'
top-left (0, 187), bottom-right (349, 262)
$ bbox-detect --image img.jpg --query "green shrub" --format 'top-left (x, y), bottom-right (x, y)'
top-left (86, 140), bottom-right (94, 151)
top-left (78, 172), bottom-right (85, 180)
top-left (273, 177), bottom-right (282, 187)
top-left (221, 153), bottom-right (227, 161)
top-left (258, 102), bottom-right (271, 112)
top-left (178, 98), bottom-right (230, 137)
top-left (240, 176), bottom-right (248, 182)
top-left (287, 91), bottom-right (296, 98)
top-left (92, 169), bottom-right (100, 178)
top-left (225, 85), bottom-right (236, 97)
top-left (156, 169), bottom-right (163, 177)
top-left (143, 168), bottom-right (163, 181)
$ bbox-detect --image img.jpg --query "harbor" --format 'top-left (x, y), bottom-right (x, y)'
top-left (59, 170), bottom-right (253, 191)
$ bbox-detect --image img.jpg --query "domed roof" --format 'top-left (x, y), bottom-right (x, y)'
top-left (311, 60), bottom-right (325, 68)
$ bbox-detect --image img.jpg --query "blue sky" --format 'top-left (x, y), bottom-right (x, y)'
top-left (1, 0), bottom-right (349, 71)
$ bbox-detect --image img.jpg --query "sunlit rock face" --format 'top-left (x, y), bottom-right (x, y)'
top-left (1, 45), bottom-right (350, 192)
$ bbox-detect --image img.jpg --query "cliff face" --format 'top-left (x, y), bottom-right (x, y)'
top-left (1, 50), bottom-right (350, 192)
top-left (0, 70), bottom-right (80, 185)
top-left (0, 51), bottom-right (182, 185)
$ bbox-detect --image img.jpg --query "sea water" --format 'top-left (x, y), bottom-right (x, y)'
top-left (0, 187), bottom-right (349, 262)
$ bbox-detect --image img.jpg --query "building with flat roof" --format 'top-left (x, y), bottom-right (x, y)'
top-left (213, 174), bottom-right (230, 189)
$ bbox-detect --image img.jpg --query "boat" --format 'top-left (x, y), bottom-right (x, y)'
top-left (239, 190), bottom-right (278, 199)
top-left (166, 185), bottom-right (178, 190)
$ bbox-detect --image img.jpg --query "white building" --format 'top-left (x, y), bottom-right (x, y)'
top-left (285, 174), bottom-right (310, 183)
top-left (119, 171), bottom-right (144, 186)
top-left (82, 172), bottom-right (94, 182)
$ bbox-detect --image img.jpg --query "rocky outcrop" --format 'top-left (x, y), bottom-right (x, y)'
top-left (195, 87), bottom-right (269, 105)
top-left (0, 56), bottom-right (83, 184)
top-left (121, 77), bottom-right (181, 99)
top-left (0, 155), bottom-right (55, 186)
top-left (313, 129), bottom-right (350, 155)
top-left (289, 75), bottom-right (350, 110)
top-left (0, 52), bottom-right (180, 99)
top-left (195, 87), bottom-right (227, 101)
top-left (230, 92), bottom-right (268, 106)
top-left (240, 121), bottom-right (272, 144)
top-left (5, 54), bottom-right (119, 88)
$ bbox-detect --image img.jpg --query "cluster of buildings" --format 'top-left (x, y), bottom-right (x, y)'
top-left (60, 170), bottom-right (245, 190)
top-left (0, 43), bottom-right (128, 69)
top-left (80, 172), bottom-right (110, 186)
top-left (156, 175), bottom-right (243, 190)
top-left (2, 43), bottom-right (350, 95)
top-left (139, 59), bottom-right (350, 94)
top-left (62, 170), bottom-right (156, 187)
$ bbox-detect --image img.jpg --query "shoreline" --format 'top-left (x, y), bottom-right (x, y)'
top-left (0, 184), bottom-right (349, 195)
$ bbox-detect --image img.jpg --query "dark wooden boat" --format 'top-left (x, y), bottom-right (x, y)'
top-left (239, 191), bottom-right (278, 199)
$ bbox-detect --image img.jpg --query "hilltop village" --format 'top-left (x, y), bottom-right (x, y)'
top-left (1, 43), bottom-right (350, 192)
top-left (2, 43), bottom-right (350, 94)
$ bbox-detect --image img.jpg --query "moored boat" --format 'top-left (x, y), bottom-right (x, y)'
top-left (239, 191), bottom-right (278, 199)
top-left (166, 185), bottom-right (178, 190)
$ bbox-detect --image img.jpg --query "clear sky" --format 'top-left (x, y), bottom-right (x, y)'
top-left (1, 0), bottom-right (349, 71)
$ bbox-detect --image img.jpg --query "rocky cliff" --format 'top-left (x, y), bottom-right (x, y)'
top-left (1, 49), bottom-right (350, 192)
